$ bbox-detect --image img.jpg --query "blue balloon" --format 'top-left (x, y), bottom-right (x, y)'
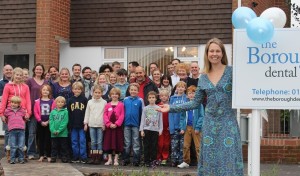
top-left (246, 17), bottom-right (274, 44)
top-left (232, 7), bottom-right (257, 29)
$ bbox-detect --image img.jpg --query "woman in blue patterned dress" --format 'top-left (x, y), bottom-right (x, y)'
top-left (159, 38), bottom-right (244, 176)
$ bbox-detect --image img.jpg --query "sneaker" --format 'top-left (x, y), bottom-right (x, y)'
top-left (71, 158), bottom-right (80, 163)
top-left (10, 161), bottom-right (15, 164)
top-left (122, 161), bottom-right (130, 166)
top-left (133, 162), bottom-right (140, 167)
top-left (61, 158), bottom-right (69, 163)
top-left (28, 155), bottom-right (35, 160)
top-left (50, 158), bottom-right (56, 163)
top-left (177, 162), bottom-right (189, 168)
top-left (161, 160), bottom-right (167, 165)
top-left (19, 160), bottom-right (25, 164)
top-left (80, 159), bottom-right (88, 164)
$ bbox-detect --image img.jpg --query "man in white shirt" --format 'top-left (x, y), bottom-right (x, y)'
top-left (171, 58), bottom-right (181, 86)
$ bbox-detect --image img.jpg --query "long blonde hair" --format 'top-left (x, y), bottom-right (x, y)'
top-left (203, 38), bottom-right (228, 73)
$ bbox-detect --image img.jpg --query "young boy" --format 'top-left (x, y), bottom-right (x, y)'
top-left (169, 81), bottom-right (188, 167)
top-left (122, 83), bottom-right (144, 166)
top-left (49, 96), bottom-right (69, 163)
top-left (140, 91), bottom-right (163, 167)
top-left (4, 96), bottom-right (27, 164)
top-left (114, 69), bottom-right (129, 101)
top-left (67, 82), bottom-right (88, 163)
top-left (178, 85), bottom-right (204, 168)
top-left (157, 90), bottom-right (171, 165)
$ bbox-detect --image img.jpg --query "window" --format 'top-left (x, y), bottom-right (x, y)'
top-left (4, 54), bottom-right (29, 69)
top-left (128, 47), bottom-right (174, 75)
top-left (177, 46), bottom-right (198, 58)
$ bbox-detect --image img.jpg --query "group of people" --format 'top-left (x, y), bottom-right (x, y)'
top-left (0, 38), bottom-right (244, 176)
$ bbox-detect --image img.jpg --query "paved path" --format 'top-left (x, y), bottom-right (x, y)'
top-left (0, 158), bottom-right (83, 176)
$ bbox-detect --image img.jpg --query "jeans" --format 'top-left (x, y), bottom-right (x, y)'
top-left (89, 127), bottom-right (103, 150)
top-left (26, 116), bottom-right (37, 156)
top-left (71, 128), bottom-right (87, 159)
top-left (9, 129), bottom-right (25, 162)
top-left (123, 126), bottom-right (140, 163)
top-left (143, 130), bottom-right (158, 164)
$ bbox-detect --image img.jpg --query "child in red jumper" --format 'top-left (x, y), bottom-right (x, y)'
top-left (157, 90), bottom-right (171, 165)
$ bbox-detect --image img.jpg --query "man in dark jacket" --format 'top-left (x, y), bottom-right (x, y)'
top-left (126, 66), bottom-right (159, 106)
top-left (0, 64), bottom-right (13, 155)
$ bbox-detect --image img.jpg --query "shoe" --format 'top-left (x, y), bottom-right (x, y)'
top-left (10, 161), bottom-right (15, 164)
top-left (50, 158), bottom-right (56, 163)
top-left (103, 153), bottom-right (108, 161)
top-left (171, 162), bottom-right (177, 167)
top-left (28, 155), bottom-right (35, 160)
top-left (104, 160), bottom-right (112, 165)
top-left (71, 158), bottom-right (80, 163)
top-left (62, 158), bottom-right (69, 163)
top-left (161, 160), bottom-right (167, 165)
top-left (80, 159), bottom-right (88, 164)
top-left (177, 162), bottom-right (189, 168)
top-left (122, 161), bottom-right (129, 166)
top-left (133, 162), bottom-right (140, 167)
top-left (19, 160), bottom-right (25, 164)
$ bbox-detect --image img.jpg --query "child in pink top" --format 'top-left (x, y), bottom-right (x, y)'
top-left (103, 88), bottom-right (124, 166)
top-left (4, 96), bottom-right (26, 164)
top-left (34, 84), bottom-right (56, 162)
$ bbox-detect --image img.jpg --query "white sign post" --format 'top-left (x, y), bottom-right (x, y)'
top-left (233, 28), bottom-right (300, 175)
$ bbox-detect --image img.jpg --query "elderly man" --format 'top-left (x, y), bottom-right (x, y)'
top-left (127, 66), bottom-right (159, 105)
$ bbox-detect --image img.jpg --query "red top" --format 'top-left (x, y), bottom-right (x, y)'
top-left (138, 81), bottom-right (146, 100)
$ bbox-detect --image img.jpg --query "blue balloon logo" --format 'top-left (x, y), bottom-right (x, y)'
top-left (246, 17), bottom-right (274, 44)
top-left (232, 7), bottom-right (257, 29)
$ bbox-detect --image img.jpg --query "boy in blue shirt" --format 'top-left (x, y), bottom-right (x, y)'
top-left (122, 83), bottom-right (144, 166)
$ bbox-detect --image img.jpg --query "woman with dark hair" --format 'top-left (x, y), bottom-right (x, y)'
top-left (158, 74), bottom-right (173, 95)
top-left (26, 63), bottom-right (48, 159)
top-left (99, 64), bottom-right (113, 76)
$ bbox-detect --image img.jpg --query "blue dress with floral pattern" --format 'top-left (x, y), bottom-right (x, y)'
top-left (170, 66), bottom-right (244, 176)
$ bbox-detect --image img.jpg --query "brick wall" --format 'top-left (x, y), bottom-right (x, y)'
top-left (243, 139), bottom-right (300, 163)
top-left (36, 0), bottom-right (70, 69)
top-left (232, 0), bottom-right (290, 27)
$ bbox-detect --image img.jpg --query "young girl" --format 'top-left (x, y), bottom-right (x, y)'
top-left (4, 96), bottom-right (27, 164)
top-left (34, 84), bottom-right (56, 162)
top-left (103, 88), bottom-right (124, 166)
top-left (108, 72), bottom-right (118, 86)
top-left (158, 75), bottom-right (173, 96)
top-left (84, 85), bottom-right (107, 164)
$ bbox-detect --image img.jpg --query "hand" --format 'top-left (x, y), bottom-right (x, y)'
top-left (54, 131), bottom-right (58, 135)
top-left (159, 132), bottom-right (162, 136)
top-left (41, 121), bottom-right (47, 127)
top-left (84, 124), bottom-right (88, 132)
top-left (195, 130), bottom-right (200, 135)
top-left (180, 130), bottom-right (185, 135)
top-left (110, 124), bottom-right (117, 129)
top-left (141, 131), bottom-right (145, 137)
top-left (1, 116), bottom-right (7, 123)
top-left (157, 104), bottom-right (170, 113)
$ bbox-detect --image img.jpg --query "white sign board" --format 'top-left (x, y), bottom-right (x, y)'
top-left (233, 29), bottom-right (300, 109)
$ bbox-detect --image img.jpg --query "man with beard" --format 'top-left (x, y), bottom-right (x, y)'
top-left (82, 66), bottom-right (93, 100)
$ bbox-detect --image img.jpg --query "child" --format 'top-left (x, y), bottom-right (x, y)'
top-left (84, 84), bottom-right (107, 164)
top-left (49, 96), bottom-right (69, 163)
top-left (157, 90), bottom-right (171, 165)
top-left (140, 91), bottom-right (163, 167)
top-left (168, 81), bottom-right (188, 167)
top-left (4, 96), bottom-right (27, 164)
top-left (122, 83), bottom-right (144, 166)
top-left (178, 85), bottom-right (204, 168)
top-left (67, 82), bottom-right (88, 163)
top-left (103, 88), bottom-right (124, 166)
top-left (114, 69), bottom-right (129, 101)
top-left (34, 84), bottom-right (56, 162)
